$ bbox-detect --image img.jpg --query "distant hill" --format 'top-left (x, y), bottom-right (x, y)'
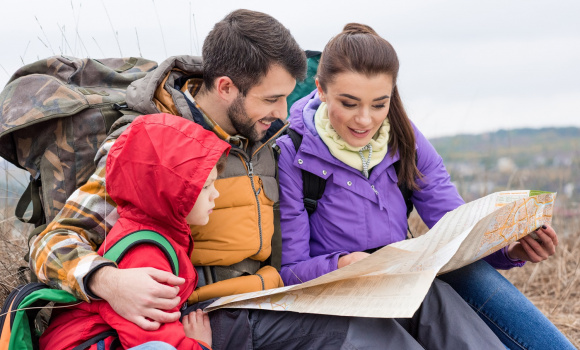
top-left (429, 127), bottom-right (580, 170)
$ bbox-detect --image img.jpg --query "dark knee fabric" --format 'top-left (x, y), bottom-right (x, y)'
top-left (251, 310), bottom-right (348, 349)
top-left (342, 317), bottom-right (423, 350)
top-left (250, 310), bottom-right (423, 350)
top-left (185, 301), bottom-right (423, 349)
top-left (397, 278), bottom-right (504, 350)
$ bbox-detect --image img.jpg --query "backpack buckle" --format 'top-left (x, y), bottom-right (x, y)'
top-left (113, 102), bottom-right (128, 110)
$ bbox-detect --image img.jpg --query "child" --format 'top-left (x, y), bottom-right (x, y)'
top-left (40, 113), bottom-right (231, 349)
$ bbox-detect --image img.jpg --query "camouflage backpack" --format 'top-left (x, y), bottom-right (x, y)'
top-left (0, 56), bottom-right (157, 235)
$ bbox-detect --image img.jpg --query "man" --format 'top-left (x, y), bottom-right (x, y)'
top-left (30, 9), bottom-right (425, 349)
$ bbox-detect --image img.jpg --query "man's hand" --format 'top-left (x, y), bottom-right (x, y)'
top-left (337, 252), bottom-right (371, 269)
top-left (89, 266), bottom-right (185, 330)
top-left (507, 224), bottom-right (559, 263)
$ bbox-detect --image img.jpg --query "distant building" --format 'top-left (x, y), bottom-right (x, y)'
top-left (497, 157), bottom-right (517, 174)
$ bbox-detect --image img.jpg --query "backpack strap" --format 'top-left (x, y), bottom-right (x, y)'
top-left (287, 129), bottom-right (327, 215)
top-left (71, 330), bottom-right (118, 350)
top-left (103, 230), bottom-right (179, 276)
top-left (15, 175), bottom-right (45, 227)
top-left (393, 161), bottom-right (414, 219)
top-left (286, 129), bottom-right (415, 219)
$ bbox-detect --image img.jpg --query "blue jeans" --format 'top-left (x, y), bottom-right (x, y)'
top-left (439, 260), bottom-right (575, 350)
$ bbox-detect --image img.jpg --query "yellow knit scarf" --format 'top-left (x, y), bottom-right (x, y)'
top-left (314, 102), bottom-right (389, 174)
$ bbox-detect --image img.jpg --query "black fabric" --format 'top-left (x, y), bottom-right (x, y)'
top-left (71, 330), bottom-right (118, 350)
top-left (395, 279), bottom-right (505, 350)
top-left (287, 129), bottom-right (327, 216)
top-left (184, 299), bottom-right (422, 350)
top-left (261, 119), bottom-right (286, 143)
top-left (394, 161), bottom-right (414, 219)
top-left (15, 175), bottom-right (45, 227)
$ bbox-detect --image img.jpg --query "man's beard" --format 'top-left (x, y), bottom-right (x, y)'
top-left (227, 95), bottom-right (264, 142)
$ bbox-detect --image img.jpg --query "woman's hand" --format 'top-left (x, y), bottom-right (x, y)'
top-left (507, 224), bottom-right (559, 263)
top-left (183, 309), bottom-right (212, 347)
top-left (338, 252), bottom-right (371, 268)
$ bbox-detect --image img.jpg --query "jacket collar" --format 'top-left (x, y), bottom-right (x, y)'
top-left (126, 55), bottom-right (204, 121)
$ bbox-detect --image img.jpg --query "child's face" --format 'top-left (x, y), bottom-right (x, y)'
top-left (186, 166), bottom-right (219, 226)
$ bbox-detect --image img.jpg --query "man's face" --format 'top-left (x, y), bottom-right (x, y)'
top-left (227, 64), bottom-right (296, 141)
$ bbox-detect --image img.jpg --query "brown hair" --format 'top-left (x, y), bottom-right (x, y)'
top-left (318, 23), bottom-right (421, 190)
top-left (202, 9), bottom-right (306, 95)
top-left (215, 152), bottom-right (228, 175)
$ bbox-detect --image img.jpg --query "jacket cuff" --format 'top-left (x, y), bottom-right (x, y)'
top-left (197, 340), bottom-right (212, 350)
top-left (483, 246), bottom-right (525, 270)
top-left (331, 251), bottom-right (352, 270)
top-left (83, 261), bottom-right (117, 301)
top-left (502, 246), bottom-right (526, 267)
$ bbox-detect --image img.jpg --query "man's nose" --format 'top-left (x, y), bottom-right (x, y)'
top-left (272, 100), bottom-right (288, 121)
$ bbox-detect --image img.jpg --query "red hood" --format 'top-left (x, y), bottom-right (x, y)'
top-left (106, 113), bottom-right (230, 241)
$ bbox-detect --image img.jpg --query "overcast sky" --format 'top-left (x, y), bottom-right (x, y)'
top-left (1, 0), bottom-right (578, 138)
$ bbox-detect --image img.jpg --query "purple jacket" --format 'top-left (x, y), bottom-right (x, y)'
top-left (277, 91), bottom-right (523, 285)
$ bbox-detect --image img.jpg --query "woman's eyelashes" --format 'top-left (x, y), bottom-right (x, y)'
top-left (341, 101), bottom-right (357, 108)
top-left (340, 101), bottom-right (386, 109)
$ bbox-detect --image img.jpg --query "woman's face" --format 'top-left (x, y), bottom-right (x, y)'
top-left (317, 72), bottom-right (393, 148)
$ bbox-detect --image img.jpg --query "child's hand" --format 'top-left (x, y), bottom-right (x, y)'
top-left (183, 309), bottom-right (212, 347)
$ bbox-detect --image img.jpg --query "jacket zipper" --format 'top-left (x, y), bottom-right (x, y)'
top-left (234, 125), bottom-right (285, 258)
top-left (246, 160), bottom-right (263, 256)
top-left (371, 184), bottom-right (384, 210)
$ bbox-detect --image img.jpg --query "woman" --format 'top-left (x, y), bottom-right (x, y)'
top-left (277, 23), bottom-right (574, 349)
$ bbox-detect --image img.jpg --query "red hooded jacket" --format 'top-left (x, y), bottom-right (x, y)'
top-left (40, 113), bottom-right (230, 350)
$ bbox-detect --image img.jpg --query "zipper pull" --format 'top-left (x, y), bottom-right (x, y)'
top-left (371, 184), bottom-right (384, 210)
top-left (247, 161), bottom-right (254, 176)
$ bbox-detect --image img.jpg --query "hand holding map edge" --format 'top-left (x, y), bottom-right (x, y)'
top-left (205, 190), bottom-right (556, 318)
top-left (507, 224), bottom-right (559, 262)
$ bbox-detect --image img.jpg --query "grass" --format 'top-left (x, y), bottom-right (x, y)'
top-left (0, 161), bottom-right (33, 299)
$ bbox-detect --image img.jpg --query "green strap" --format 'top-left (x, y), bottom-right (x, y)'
top-left (9, 288), bottom-right (78, 350)
top-left (103, 230), bottom-right (179, 275)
